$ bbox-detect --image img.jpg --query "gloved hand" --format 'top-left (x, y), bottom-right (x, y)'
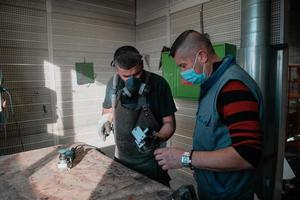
top-left (97, 114), bottom-right (113, 141)
top-left (144, 134), bottom-right (160, 147)
top-left (140, 131), bottom-right (162, 153)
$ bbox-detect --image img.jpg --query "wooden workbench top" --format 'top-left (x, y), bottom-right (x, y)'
top-left (0, 144), bottom-right (171, 200)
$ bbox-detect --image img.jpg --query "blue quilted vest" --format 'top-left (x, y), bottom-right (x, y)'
top-left (193, 56), bottom-right (264, 200)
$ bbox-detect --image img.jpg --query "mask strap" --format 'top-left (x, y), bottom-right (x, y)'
top-left (122, 87), bottom-right (132, 97)
top-left (138, 83), bottom-right (146, 95)
top-left (192, 51), bottom-right (200, 70)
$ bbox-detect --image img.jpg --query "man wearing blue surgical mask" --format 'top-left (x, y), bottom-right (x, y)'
top-left (179, 49), bottom-right (207, 84)
top-left (98, 46), bottom-right (177, 186)
top-left (154, 30), bottom-right (264, 200)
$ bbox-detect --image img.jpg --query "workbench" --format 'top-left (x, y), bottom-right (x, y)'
top-left (0, 144), bottom-right (172, 200)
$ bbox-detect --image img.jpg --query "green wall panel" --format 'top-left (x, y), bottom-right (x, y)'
top-left (162, 43), bottom-right (236, 100)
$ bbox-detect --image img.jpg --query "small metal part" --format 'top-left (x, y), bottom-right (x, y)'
top-left (57, 154), bottom-right (68, 170)
top-left (42, 104), bottom-right (47, 113)
top-left (132, 126), bottom-right (148, 149)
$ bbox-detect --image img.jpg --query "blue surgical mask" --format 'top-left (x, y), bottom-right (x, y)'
top-left (180, 52), bottom-right (206, 84)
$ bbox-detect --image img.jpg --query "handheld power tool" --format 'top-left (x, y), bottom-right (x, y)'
top-left (57, 147), bottom-right (75, 170)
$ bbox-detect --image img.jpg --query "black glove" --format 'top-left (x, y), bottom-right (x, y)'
top-left (139, 131), bottom-right (162, 153)
top-left (144, 134), bottom-right (161, 146)
top-left (98, 120), bottom-right (112, 142)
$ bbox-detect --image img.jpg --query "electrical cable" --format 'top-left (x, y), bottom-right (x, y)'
top-left (0, 96), bottom-right (8, 141)
top-left (2, 88), bottom-right (24, 151)
top-left (73, 143), bottom-right (105, 155)
top-left (3, 110), bottom-right (7, 141)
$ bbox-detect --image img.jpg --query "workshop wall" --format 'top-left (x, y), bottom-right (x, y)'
top-left (50, 0), bottom-right (135, 143)
top-left (0, 0), bottom-right (241, 156)
top-left (0, 0), bottom-right (51, 154)
top-left (289, 0), bottom-right (300, 64)
top-left (136, 16), bottom-right (168, 74)
top-left (0, 0), bottom-right (135, 154)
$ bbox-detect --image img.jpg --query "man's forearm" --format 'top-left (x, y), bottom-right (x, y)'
top-left (102, 108), bottom-right (112, 115)
top-left (156, 122), bottom-right (174, 140)
top-left (101, 108), bottom-right (113, 122)
top-left (155, 115), bottom-right (176, 141)
top-left (191, 147), bottom-right (253, 171)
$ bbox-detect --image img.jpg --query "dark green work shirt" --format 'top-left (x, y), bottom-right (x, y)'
top-left (102, 70), bottom-right (177, 127)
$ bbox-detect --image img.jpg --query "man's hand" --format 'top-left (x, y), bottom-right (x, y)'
top-left (154, 147), bottom-right (185, 170)
top-left (144, 130), bottom-right (162, 146)
top-left (97, 114), bottom-right (113, 141)
top-left (139, 133), bottom-right (161, 153)
top-left (2, 99), bottom-right (6, 108)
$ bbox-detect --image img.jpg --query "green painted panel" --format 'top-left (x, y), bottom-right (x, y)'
top-left (213, 43), bottom-right (236, 58)
top-left (161, 52), bottom-right (176, 95)
top-left (75, 62), bottom-right (95, 85)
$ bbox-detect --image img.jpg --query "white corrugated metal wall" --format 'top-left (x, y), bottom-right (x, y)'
top-left (50, 0), bottom-right (135, 145)
top-left (0, 0), bottom-right (135, 154)
top-left (0, 0), bottom-right (51, 154)
top-left (0, 0), bottom-right (241, 156)
top-left (289, 0), bottom-right (300, 64)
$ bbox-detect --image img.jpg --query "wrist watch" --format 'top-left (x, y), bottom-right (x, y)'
top-left (181, 152), bottom-right (191, 168)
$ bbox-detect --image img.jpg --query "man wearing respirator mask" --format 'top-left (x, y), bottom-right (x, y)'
top-left (98, 46), bottom-right (177, 186)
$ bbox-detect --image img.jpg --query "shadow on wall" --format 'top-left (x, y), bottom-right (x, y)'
top-left (0, 56), bottom-right (89, 198)
top-left (0, 59), bottom-right (75, 155)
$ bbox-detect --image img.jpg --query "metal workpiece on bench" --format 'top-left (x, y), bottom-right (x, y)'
top-left (0, 144), bottom-right (171, 200)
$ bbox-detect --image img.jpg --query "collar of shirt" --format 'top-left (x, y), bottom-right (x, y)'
top-left (200, 55), bottom-right (236, 97)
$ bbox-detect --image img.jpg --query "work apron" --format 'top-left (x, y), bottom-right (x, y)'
top-left (112, 73), bottom-right (170, 186)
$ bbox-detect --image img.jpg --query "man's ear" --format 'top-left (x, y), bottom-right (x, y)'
top-left (198, 50), bottom-right (208, 64)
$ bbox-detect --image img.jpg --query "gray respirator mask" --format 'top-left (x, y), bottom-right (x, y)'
top-left (122, 76), bottom-right (150, 97)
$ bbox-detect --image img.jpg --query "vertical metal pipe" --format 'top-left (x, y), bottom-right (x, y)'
top-left (240, 0), bottom-right (271, 199)
top-left (272, 0), bottom-right (289, 199)
top-left (273, 48), bottom-right (288, 200)
top-left (240, 0), bottom-right (270, 97)
top-left (240, 0), bottom-right (289, 200)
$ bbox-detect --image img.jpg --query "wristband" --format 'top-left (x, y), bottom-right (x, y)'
top-left (189, 149), bottom-right (194, 170)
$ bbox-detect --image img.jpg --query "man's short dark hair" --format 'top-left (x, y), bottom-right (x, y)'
top-left (112, 46), bottom-right (142, 69)
top-left (170, 30), bottom-right (215, 58)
